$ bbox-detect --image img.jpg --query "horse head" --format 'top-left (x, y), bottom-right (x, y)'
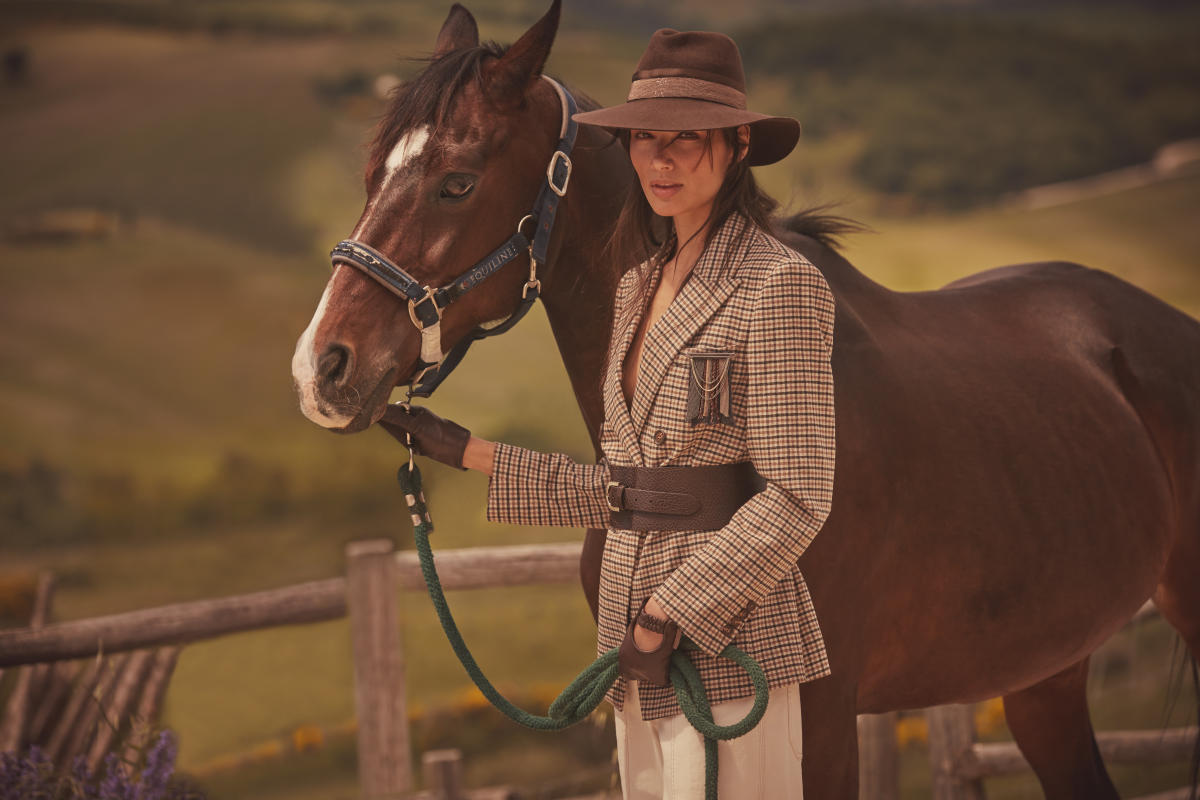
top-left (292, 0), bottom-right (572, 432)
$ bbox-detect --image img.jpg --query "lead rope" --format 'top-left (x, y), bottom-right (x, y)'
top-left (395, 451), bottom-right (770, 800)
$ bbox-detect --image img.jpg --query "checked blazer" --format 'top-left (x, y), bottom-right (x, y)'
top-left (486, 211), bottom-right (837, 721)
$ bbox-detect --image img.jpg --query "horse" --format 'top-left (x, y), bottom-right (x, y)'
top-left (290, 2), bottom-right (1200, 796)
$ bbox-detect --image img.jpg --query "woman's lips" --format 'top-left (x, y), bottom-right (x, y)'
top-left (650, 181), bottom-right (682, 199)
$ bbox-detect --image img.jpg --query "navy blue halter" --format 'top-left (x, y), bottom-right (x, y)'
top-left (331, 77), bottom-right (579, 398)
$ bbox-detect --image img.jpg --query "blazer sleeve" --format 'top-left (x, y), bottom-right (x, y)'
top-left (653, 255), bottom-right (836, 657)
top-left (485, 443), bottom-right (611, 529)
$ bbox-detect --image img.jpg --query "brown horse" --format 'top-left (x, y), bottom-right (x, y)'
top-left (291, 2), bottom-right (1200, 796)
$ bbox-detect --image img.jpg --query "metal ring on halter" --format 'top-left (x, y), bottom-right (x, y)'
top-left (407, 286), bottom-right (442, 330)
top-left (516, 213), bottom-right (536, 240)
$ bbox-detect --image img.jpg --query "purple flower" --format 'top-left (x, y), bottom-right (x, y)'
top-left (0, 730), bottom-right (200, 800)
top-left (98, 752), bottom-right (133, 800)
top-left (0, 746), bottom-right (55, 800)
top-left (135, 731), bottom-right (176, 800)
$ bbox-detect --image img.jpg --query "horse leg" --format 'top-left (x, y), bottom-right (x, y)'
top-left (1002, 657), bottom-right (1119, 800)
top-left (799, 675), bottom-right (859, 798)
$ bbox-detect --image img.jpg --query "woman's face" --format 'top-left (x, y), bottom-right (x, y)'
top-left (628, 128), bottom-right (745, 227)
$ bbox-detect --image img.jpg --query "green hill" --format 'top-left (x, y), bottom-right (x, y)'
top-left (1, 11), bottom-right (1197, 796)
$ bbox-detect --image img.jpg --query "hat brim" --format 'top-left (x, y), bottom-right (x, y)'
top-left (572, 98), bottom-right (800, 166)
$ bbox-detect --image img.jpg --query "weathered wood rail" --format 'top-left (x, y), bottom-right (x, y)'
top-left (1, 542), bottom-right (1193, 799)
top-left (0, 542), bottom-right (582, 667)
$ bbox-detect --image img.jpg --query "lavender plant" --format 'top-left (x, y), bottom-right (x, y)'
top-left (0, 731), bottom-right (202, 800)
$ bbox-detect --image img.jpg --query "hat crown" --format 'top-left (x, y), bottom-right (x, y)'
top-left (632, 29), bottom-right (746, 93)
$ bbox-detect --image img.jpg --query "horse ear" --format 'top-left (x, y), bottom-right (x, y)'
top-left (433, 3), bottom-right (479, 59)
top-left (486, 0), bottom-right (560, 103)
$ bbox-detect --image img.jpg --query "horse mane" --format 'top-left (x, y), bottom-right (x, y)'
top-left (365, 41), bottom-right (605, 184)
top-left (775, 203), bottom-right (872, 255)
top-left (365, 41), bottom-right (509, 182)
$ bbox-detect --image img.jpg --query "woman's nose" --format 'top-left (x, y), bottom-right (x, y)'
top-left (651, 148), bottom-right (673, 169)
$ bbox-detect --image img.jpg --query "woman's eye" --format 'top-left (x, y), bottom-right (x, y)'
top-left (632, 131), bottom-right (654, 140)
top-left (440, 175), bottom-right (475, 200)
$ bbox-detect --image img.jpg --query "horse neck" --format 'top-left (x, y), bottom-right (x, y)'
top-left (540, 124), bottom-right (631, 454)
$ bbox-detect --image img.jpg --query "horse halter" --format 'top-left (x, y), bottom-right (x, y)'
top-left (330, 76), bottom-right (578, 398)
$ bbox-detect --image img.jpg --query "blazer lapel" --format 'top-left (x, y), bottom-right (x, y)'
top-left (602, 265), bottom-right (661, 467)
top-left (629, 270), bottom-right (739, 433)
top-left (629, 213), bottom-right (753, 434)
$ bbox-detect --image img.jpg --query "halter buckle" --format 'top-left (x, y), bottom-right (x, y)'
top-left (407, 286), bottom-right (442, 330)
top-left (546, 151), bottom-right (572, 197)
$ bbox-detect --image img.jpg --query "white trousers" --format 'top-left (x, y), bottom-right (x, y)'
top-left (614, 680), bottom-right (804, 800)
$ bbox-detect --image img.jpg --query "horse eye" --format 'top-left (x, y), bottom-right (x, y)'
top-left (440, 174), bottom-right (475, 201)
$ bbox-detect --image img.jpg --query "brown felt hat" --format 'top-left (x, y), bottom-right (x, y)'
top-left (572, 29), bottom-right (800, 167)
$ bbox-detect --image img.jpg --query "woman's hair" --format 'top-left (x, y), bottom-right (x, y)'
top-left (602, 126), bottom-right (779, 298)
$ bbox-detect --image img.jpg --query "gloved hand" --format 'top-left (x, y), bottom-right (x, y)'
top-left (378, 403), bottom-right (471, 471)
top-left (618, 599), bottom-right (681, 687)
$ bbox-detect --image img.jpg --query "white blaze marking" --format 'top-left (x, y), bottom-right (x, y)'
top-left (385, 125), bottom-right (430, 175)
top-left (292, 273), bottom-right (351, 428)
top-left (355, 125), bottom-right (432, 239)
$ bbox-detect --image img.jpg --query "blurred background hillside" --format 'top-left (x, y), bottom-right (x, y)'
top-left (1, 0), bottom-right (1197, 797)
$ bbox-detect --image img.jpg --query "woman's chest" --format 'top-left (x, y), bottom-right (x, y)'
top-left (621, 274), bottom-right (688, 408)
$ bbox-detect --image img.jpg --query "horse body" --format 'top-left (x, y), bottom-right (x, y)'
top-left (799, 250), bottom-right (1189, 712)
top-left (292, 2), bottom-right (1200, 794)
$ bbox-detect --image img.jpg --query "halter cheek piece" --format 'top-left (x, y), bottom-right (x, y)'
top-left (330, 76), bottom-right (578, 398)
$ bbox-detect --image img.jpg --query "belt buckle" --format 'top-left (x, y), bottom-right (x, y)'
top-left (605, 481), bottom-right (623, 513)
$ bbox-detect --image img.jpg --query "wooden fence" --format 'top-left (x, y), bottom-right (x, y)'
top-left (0, 572), bottom-right (182, 775)
top-left (1, 539), bottom-right (1195, 799)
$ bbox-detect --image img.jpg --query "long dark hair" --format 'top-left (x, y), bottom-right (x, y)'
top-left (601, 126), bottom-right (779, 299)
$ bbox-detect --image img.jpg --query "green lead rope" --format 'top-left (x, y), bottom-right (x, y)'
top-left (397, 461), bottom-right (770, 800)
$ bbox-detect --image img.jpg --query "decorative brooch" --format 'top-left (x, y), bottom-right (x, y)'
top-left (683, 348), bottom-right (735, 426)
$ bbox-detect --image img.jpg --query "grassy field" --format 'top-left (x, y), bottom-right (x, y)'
top-left (1, 8), bottom-right (1198, 798)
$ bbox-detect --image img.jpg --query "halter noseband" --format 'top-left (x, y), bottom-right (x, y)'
top-left (330, 76), bottom-right (578, 398)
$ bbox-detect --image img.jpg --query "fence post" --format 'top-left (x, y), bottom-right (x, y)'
top-left (0, 572), bottom-right (56, 752)
top-left (423, 748), bottom-right (465, 800)
top-left (858, 712), bottom-right (899, 800)
top-left (926, 704), bottom-right (985, 800)
top-left (347, 539), bottom-right (411, 799)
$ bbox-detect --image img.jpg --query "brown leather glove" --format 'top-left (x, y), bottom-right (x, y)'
top-left (618, 599), bottom-right (681, 687)
top-left (378, 404), bottom-right (471, 471)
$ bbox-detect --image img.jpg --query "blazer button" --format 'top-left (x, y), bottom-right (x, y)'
top-left (653, 429), bottom-right (667, 447)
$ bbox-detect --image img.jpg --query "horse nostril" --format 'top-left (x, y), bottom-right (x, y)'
top-left (317, 343), bottom-right (354, 388)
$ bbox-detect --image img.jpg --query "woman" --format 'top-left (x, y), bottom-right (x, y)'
top-left (383, 28), bottom-right (836, 800)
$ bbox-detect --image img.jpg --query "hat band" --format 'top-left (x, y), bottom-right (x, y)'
top-left (627, 77), bottom-right (746, 110)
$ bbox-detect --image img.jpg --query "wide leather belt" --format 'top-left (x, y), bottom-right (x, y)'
top-left (606, 461), bottom-right (766, 532)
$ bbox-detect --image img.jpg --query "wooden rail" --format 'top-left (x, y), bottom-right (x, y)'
top-left (2, 543), bottom-right (1190, 799)
top-left (0, 542), bottom-right (582, 668)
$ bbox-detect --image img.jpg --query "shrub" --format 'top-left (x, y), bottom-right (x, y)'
top-left (0, 732), bottom-right (203, 800)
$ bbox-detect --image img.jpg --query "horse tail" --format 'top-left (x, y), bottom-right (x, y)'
top-left (776, 203), bottom-right (872, 254)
